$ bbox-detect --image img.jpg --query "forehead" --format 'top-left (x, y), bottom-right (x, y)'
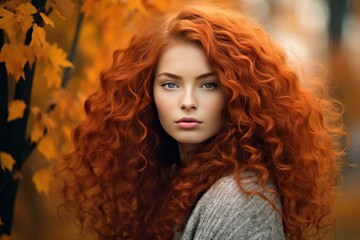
top-left (156, 41), bottom-right (213, 75)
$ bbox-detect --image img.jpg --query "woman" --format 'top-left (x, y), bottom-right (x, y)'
top-left (58, 4), bottom-right (346, 240)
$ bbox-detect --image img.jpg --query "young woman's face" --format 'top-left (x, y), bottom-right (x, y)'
top-left (153, 41), bottom-right (226, 149)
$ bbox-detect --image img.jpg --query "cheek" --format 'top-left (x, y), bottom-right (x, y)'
top-left (207, 96), bottom-right (226, 117)
top-left (154, 91), bottom-right (172, 118)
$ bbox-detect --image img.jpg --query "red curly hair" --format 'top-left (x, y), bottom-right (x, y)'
top-left (57, 4), bottom-right (346, 240)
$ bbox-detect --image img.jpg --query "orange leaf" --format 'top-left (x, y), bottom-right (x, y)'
top-left (0, 7), bottom-right (16, 37)
top-left (16, 2), bottom-right (37, 34)
top-left (0, 151), bottom-right (16, 172)
top-left (16, 2), bottom-right (37, 15)
top-left (43, 64), bottom-right (61, 88)
top-left (38, 136), bottom-right (58, 160)
top-left (30, 121), bottom-right (45, 142)
top-left (22, 45), bottom-right (35, 67)
top-left (30, 106), bottom-right (57, 142)
top-left (32, 168), bottom-right (53, 195)
top-left (39, 12), bottom-right (54, 27)
top-left (30, 24), bottom-right (49, 59)
top-left (0, 42), bottom-right (27, 81)
top-left (48, 43), bottom-right (73, 71)
top-left (7, 100), bottom-right (26, 121)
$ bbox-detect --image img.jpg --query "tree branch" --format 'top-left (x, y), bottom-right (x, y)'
top-left (23, 10), bottom-right (85, 163)
top-left (62, 12), bottom-right (84, 88)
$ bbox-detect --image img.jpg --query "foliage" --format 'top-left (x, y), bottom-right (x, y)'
top-left (0, 0), bottom-right (172, 237)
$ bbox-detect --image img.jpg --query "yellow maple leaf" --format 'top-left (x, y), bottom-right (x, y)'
top-left (30, 122), bottom-right (45, 142)
top-left (32, 168), bottom-right (53, 195)
top-left (37, 136), bottom-right (58, 160)
top-left (48, 43), bottom-right (73, 71)
top-left (16, 2), bottom-right (37, 15)
top-left (16, 2), bottom-right (37, 34)
top-left (7, 99), bottom-right (26, 122)
top-left (0, 6), bottom-right (17, 37)
top-left (0, 42), bottom-right (27, 81)
top-left (30, 24), bottom-right (49, 59)
top-left (39, 12), bottom-right (54, 27)
top-left (0, 151), bottom-right (16, 172)
top-left (43, 64), bottom-right (61, 88)
top-left (30, 106), bottom-right (46, 142)
top-left (22, 45), bottom-right (35, 67)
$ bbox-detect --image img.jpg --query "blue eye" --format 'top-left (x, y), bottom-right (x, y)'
top-left (202, 82), bottom-right (218, 89)
top-left (162, 82), bottom-right (178, 89)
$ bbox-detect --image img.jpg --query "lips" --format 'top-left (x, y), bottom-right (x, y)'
top-left (175, 117), bottom-right (202, 129)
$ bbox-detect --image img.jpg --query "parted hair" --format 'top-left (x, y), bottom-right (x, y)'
top-left (57, 4), bottom-right (346, 240)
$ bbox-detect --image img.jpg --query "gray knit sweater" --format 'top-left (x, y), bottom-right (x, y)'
top-left (174, 175), bottom-right (285, 240)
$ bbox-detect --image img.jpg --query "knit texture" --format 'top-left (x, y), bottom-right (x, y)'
top-left (174, 175), bottom-right (285, 240)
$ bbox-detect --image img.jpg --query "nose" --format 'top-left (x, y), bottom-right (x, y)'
top-left (180, 88), bottom-right (197, 110)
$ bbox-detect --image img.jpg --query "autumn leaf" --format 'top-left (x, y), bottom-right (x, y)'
top-left (0, 41), bottom-right (27, 81)
top-left (0, 151), bottom-right (16, 172)
top-left (43, 64), bottom-right (61, 88)
top-left (39, 12), bottom-right (54, 27)
top-left (7, 100), bottom-right (26, 122)
top-left (22, 44), bottom-right (36, 67)
top-left (30, 122), bottom-right (45, 142)
top-left (16, 2), bottom-right (37, 15)
top-left (37, 136), bottom-right (58, 160)
top-left (43, 44), bottom-right (73, 88)
top-left (30, 106), bottom-right (46, 142)
top-left (16, 2), bottom-right (37, 34)
top-left (0, 6), bottom-right (16, 37)
top-left (30, 24), bottom-right (49, 59)
top-left (47, 44), bottom-right (73, 72)
top-left (32, 168), bottom-right (53, 195)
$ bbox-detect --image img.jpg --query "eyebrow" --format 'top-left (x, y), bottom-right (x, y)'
top-left (156, 72), bottom-right (217, 80)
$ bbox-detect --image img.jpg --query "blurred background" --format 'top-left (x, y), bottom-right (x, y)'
top-left (0, 0), bottom-right (359, 239)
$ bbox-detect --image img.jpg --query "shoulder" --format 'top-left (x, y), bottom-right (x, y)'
top-left (176, 174), bottom-right (285, 240)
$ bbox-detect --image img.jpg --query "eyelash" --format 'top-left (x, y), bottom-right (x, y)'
top-left (161, 82), bottom-right (218, 89)
top-left (161, 82), bottom-right (178, 89)
top-left (201, 82), bottom-right (218, 89)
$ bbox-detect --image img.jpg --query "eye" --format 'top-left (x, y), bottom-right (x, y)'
top-left (161, 82), bottom-right (178, 89)
top-left (201, 82), bottom-right (218, 89)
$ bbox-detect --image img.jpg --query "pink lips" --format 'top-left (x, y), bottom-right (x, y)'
top-left (175, 117), bottom-right (202, 129)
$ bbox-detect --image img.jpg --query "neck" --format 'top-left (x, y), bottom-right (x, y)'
top-left (178, 143), bottom-right (204, 162)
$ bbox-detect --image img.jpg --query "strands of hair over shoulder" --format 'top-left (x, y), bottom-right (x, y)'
top-left (56, 4), bottom-right (346, 240)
